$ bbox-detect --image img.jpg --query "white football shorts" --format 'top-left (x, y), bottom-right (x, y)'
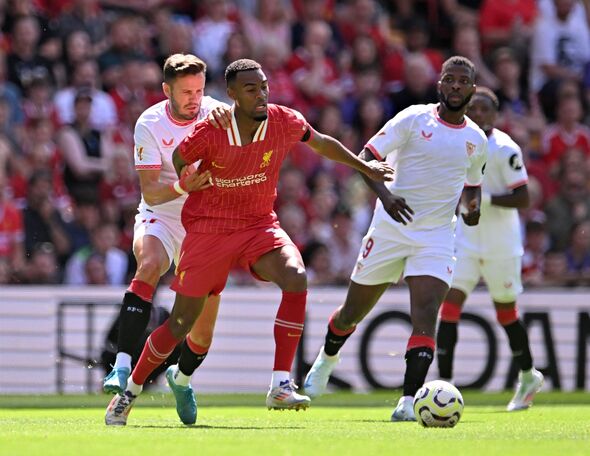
top-left (350, 225), bottom-right (456, 287)
top-left (133, 208), bottom-right (185, 269)
top-left (451, 255), bottom-right (523, 303)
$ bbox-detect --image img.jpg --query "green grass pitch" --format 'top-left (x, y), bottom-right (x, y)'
top-left (0, 392), bottom-right (588, 456)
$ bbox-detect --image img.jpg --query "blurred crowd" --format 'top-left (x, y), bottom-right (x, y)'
top-left (0, 0), bottom-right (589, 288)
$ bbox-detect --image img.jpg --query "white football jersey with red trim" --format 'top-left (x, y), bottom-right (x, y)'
top-left (455, 128), bottom-right (529, 258)
top-left (133, 96), bottom-right (222, 217)
top-left (365, 103), bottom-right (488, 238)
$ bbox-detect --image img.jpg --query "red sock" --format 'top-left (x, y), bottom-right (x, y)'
top-left (273, 290), bottom-right (307, 371)
top-left (127, 278), bottom-right (155, 303)
top-left (131, 319), bottom-right (181, 385)
top-left (439, 301), bottom-right (462, 323)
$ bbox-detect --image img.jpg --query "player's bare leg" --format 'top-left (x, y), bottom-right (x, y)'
top-left (392, 275), bottom-right (448, 422)
top-left (167, 294), bottom-right (221, 424)
top-left (252, 245), bottom-right (310, 410)
top-left (436, 288), bottom-right (467, 382)
top-left (104, 235), bottom-right (169, 394)
top-left (304, 281), bottom-right (389, 397)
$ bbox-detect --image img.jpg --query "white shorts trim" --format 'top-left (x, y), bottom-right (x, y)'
top-left (133, 209), bottom-right (185, 269)
top-left (452, 256), bottom-right (523, 303)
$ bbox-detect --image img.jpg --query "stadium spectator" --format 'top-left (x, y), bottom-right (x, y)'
top-left (522, 216), bottom-right (550, 286)
top-left (64, 222), bottom-right (128, 285)
top-left (389, 53), bottom-right (439, 113)
top-left (451, 24), bottom-right (498, 89)
top-left (22, 170), bottom-right (70, 261)
top-left (530, 0), bottom-right (590, 116)
top-left (0, 173), bottom-right (25, 278)
top-left (544, 167), bottom-right (590, 250)
top-left (53, 59), bottom-right (117, 131)
top-left (55, 89), bottom-right (113, 201)
top-left (20, 241), bottom-right (61, 284)
top-left (564, 220), bottom-right (590, 284)
top-left (302, 240), bottom-right (337, 286)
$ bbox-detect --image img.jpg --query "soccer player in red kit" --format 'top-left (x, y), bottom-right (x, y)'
top-left (106, 58), bottom-right (394, 425)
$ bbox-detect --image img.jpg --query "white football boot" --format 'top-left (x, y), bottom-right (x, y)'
top-left (507, 368), bottom-right (544, 411)
top-left (303, 346), bottom-right (340, 398)
top-left (266, 380), bottom-right (311, 411)
top-left (105, 391), bottom-right (137, 426)
top-left (391, 396), bottom-right (417, 422)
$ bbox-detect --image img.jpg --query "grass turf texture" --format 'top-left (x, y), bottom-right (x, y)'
top-left (0, 392), bottom-right (588, 456)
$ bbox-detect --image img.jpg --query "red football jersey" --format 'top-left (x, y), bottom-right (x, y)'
top-left (178, 104), bottom-right (311, 233)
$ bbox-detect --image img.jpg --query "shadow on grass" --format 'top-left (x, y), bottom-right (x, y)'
top-left (130, 425), bottom-right (305, 430)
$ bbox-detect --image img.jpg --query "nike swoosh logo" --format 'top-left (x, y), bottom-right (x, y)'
top-left (212, 161), bottom-right (225, 168)
top-left (287, 333), bottom-right (300, 337)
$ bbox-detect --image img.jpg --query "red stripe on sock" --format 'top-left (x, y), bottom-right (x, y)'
top-left (273, 290), bottom-right (307, 371)
top-left (186, 336), bottom-right (209, 355)
top-left (127, 279), bottom-right (155, 303)
top-left (497, 307), bottom-right (518, 326)
top-left (328, 310), bottom-right (356, 336)
top-left (440, 301), bottom-right (462, 322)
top-left (131, 319), bottom-right (181, 385)
top-left (406, 335), bottom-right (435, 351)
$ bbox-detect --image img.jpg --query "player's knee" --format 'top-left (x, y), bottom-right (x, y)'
top-left (136, 257), bottom-right (164, 282)
top-left (281, 265), bottom-right (307, 291)
top-left (168, 316), bottom-right (195, 339)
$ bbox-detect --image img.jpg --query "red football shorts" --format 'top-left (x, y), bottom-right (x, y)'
top-left (171, 221), bottom-right (295, 297)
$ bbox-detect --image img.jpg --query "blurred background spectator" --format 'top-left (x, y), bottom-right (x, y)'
top-left (0, 0), bottom-right (587, 288)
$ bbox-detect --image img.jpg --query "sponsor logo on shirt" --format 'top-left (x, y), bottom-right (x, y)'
top-left (421, 130), bottom-right (433, 140)
top-left (466, 141), bottom-right (476, 156)
top-left (215, 173), bottom-right (268, 188)
top-left (260, 150), bottom-right (273, 168)
top-left (136, 146), bottom-right (144, 161)
top-left (162, 137), bottom-right (174, 147)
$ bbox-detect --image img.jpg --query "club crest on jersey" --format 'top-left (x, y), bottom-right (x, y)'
top-left (421, 130), bottom-right (433, 140)
top-left (136, 145), bottom-right (144, 161)
top-left (260, 150), bottom-right (273, 168)
top-left (465, 141), bottom-right (476, 156)
top-left (162, 137), bottom-right (174, 147)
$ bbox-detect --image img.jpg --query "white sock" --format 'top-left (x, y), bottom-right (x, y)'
top-left (320, 346), bottom-right (339, 361)
top-left (271, 371), bottom-right (290, 388)
top-left (113, 353), bottom-right (132, 370)
top-left (126, 379), bottom-right (143, 397)
top-left (174, 366), bottom-right (191, 387)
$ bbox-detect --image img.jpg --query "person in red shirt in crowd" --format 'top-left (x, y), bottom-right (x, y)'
top-left (0, 173), bottom-right (25, 280)
top-left (541, 95), bottom-right (590, 177)
top-left (106, 58), bottom-right (393, 426)
top-left (478, 0), bottom-right (537, 53)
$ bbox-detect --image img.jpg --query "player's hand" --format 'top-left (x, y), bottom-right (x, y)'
top-left (382, 193), bottom-right (414, 225)
top-left (364, 160), bottom-right (395, 182)
top-left (208, 105), bottom-right (232, 130)
top-left (180, 169), bottom-right (213, 192)
top-left (461, 198), bottom-right (480, 226)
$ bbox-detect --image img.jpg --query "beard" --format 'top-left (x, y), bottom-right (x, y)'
top-left (438, 89), bottom-right (473, 112)
top-left (253, 112), bottom-right (268, 121)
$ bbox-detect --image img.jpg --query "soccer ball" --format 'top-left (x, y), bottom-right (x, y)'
top-left (413, 380), bottom-right (464, 428)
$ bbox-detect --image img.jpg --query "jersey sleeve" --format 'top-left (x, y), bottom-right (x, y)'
top-left (500, 143), bottom-right (529, 189)
top-left (134, 121), bottom-right (161, 170)
top-left (364, 106), bottom-right (416, 160)
top-left (282, 106), bottom-right (311, 143)
top-left (465, 137), bottom-right (488, 186)
top-left (178, 120), bottom-right (210, 164)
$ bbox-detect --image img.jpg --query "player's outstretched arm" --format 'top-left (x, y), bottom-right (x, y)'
top-left (461, 186), bottom-right (482, 226)
top-left (356, 148), bottom-right (414, 225)
top-left (306, 128), bottom-right (394, 182)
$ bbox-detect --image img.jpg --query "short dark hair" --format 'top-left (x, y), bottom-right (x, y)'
top-left (163, 54), bottom-right (206, 84)
top-left (474, 86), bottom-right (499, 110)
top-left (225, 59), bottom-right (262, 85)
top-left (441, 55), bottom-right (476, 80)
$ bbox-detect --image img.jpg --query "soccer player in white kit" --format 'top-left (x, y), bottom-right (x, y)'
top-left (436, 87), bottom-right (544, 411)
top-left (304, 56), bottom-right (488, 421)
top-left (103, 54), bottom-right (230, 404)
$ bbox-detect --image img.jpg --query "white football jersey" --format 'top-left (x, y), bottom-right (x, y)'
top-left (455, 128), bottom-right (528, 258)
top-left (133, 96), bottom-right (223, 218)
top-left (365, 104), bottom-right (488, 242)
